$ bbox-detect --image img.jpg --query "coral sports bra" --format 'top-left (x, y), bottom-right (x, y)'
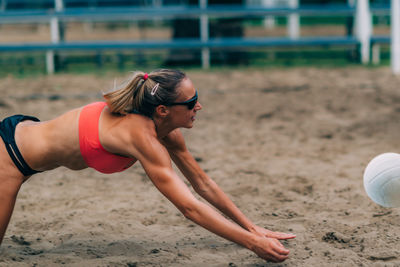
top-left (79, 102), bottom-right (135, 174)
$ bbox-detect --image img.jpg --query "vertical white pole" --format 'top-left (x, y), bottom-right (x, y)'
top-left (46, 17), bottom-right (60, 75)
top-left (200, 0), bottom-right (210, 69)
top-left (288, 0), bottom-right (299, 39)
top-left (372, 44), bottom-right (380, 65)
top-left (46, 51), bottom-right (55, 74)
top-left (46, 0), bottom-right (63, 74)
top-left (152, 0), bottom-right (162, 25)
top-left (262, 0), bottom-right (275, 29)
top-left (50, 17), bottom-right (60, 44)
top-left (392, 0), bottom-right (400, 74)
top-left (355, 0), bottom-right (371, 64)
top-left (55, 0), bottom-right (63, 10)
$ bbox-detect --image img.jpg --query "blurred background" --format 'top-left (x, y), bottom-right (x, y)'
top-left (0, 0), bottom-right (394, 76)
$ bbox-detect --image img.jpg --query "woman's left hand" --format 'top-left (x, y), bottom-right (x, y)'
top-left (251, 225), bottom-right (296, 240)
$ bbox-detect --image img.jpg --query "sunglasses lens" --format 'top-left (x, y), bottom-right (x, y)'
top-left (165, 91), bottom-right (198, 109)
top-left (187, 99), bottom-right (197, 109)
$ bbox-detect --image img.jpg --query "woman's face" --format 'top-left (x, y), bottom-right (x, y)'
top-left (168, 77), bottom-right (202, 129)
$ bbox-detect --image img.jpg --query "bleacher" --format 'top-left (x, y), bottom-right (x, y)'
top-left (0, 0), bottom-right (393, 73)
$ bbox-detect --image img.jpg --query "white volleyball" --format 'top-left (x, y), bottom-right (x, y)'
top-left (363, 153), bottom-right (400, 207)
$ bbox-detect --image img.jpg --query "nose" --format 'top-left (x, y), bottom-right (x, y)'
top-left (195, 101), bottom-right (202, 111)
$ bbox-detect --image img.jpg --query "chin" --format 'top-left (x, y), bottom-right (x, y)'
top-left (183, 122), bottom-right (194, 128)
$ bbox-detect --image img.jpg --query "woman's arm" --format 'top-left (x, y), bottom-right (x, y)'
top-left (132, 132), bottom-right (290, 262)
top-left (162, 129), bottom-right (296, 240)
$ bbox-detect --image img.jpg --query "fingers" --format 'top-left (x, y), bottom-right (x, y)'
top-left (268, 231), bottom-right (296, 240)
top-left (275, 240), bottom-right (285, 249)
top-left (264, 254), bottom-right (288, 263)
top-left (259, 251), bottom-right (288, 263)
top-left (269, 240), bottom-right (290, 262)
top-left (252, 234), bottom-right (293, 263)
top-left (257, 238), bottom-right (290, 263)
top-left (271, 239), bottom-right (289, 255)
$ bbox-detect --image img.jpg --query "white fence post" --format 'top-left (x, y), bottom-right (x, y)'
top-left (55, 0), bottom-right (63, 10)
top-left (355, 0), bottom-right (371, 64)
top-left (372, 44), bottom-right (381, 65)
top-left (392, 0), bottom-right (400, 75)
top-left (262, 0), bottom-right (275, 29)
top-left (288, 0), bottom-right (299, 39)
top-left (46, 0), bottom-right (63, 74)
top-left (152, 0), bottom-right (163, 25)
top-left (200, 0), bottom-right (210, 69)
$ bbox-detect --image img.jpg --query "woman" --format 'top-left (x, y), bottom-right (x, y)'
top-left (0, 69), bottom-right (295, 263)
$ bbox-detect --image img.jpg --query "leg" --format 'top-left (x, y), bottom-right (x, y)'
top-left (0, 174), bottom-right (23, 245)
top-left (0, 116), bottom-right (31, 245)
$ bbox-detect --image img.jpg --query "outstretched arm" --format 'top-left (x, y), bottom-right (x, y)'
top-left (162, 129), bottom-right (296, 240)
top-left (133, 132), bottom-right (290, 262)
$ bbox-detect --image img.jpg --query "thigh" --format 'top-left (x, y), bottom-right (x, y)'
top-left (0, 174), bottom-right (23, 245)
top-left (0, 139), bottom-right (25, 245)
top-left (0, 136), bottom-right (26, 185)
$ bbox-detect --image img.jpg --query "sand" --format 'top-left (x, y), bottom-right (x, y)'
top-left (0, 67), bottom-right (400, 266)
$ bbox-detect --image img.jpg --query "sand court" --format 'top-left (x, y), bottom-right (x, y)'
top-left (0, 67), bottom-right (399, 266)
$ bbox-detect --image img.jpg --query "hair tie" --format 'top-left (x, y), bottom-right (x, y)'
top-left (143, 73), bottom-right (148, 81)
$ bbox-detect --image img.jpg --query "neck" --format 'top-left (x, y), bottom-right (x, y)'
top-left (151, 116), bottom-right (176, 139)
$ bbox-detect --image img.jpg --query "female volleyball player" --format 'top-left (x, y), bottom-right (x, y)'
top-left (0, 69), bottom-right (295, 263)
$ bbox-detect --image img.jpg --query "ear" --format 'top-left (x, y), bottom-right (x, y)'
top-left (154, 105), bottom-right (170, 118)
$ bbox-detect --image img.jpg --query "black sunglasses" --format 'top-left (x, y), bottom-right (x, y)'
top-left (165, 91), bottom-right (198, 110)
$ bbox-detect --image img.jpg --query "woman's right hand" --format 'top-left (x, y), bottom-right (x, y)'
top-left (250, 236), bottom-right (290, 263)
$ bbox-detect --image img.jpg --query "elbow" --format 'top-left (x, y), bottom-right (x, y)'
top-left (181, 209), bottom-right (193, 220)
top-left (179, 201), bottom-right (201, 221)
top-left (192, 177), bottom-right (213, 196)
top-left (193, 185), bottom-right (208, 196)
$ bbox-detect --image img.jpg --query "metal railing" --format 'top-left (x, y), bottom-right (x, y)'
top-left (0, 0), bottom-right (396, 74)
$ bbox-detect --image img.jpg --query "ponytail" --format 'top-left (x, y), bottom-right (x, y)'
top-left (103, 71), bottom-right (146, 115)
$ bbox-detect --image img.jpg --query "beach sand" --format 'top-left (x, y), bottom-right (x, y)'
top-left (0, 67), bottom-right (400, 266)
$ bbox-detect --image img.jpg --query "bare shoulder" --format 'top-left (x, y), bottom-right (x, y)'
top-left (161, 129), bottom-right (187, 153)
top-left (114, 114), bottom-right (164, 161)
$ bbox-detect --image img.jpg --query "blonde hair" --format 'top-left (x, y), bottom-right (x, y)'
top-left (103, 69), bottom-right (186, 117)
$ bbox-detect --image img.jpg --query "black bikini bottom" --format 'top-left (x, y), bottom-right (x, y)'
top-left (0, 115), bottom-right (42, 176)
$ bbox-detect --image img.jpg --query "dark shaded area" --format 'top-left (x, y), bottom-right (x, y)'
top-left (164, 0), bottom-right (248, 66)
